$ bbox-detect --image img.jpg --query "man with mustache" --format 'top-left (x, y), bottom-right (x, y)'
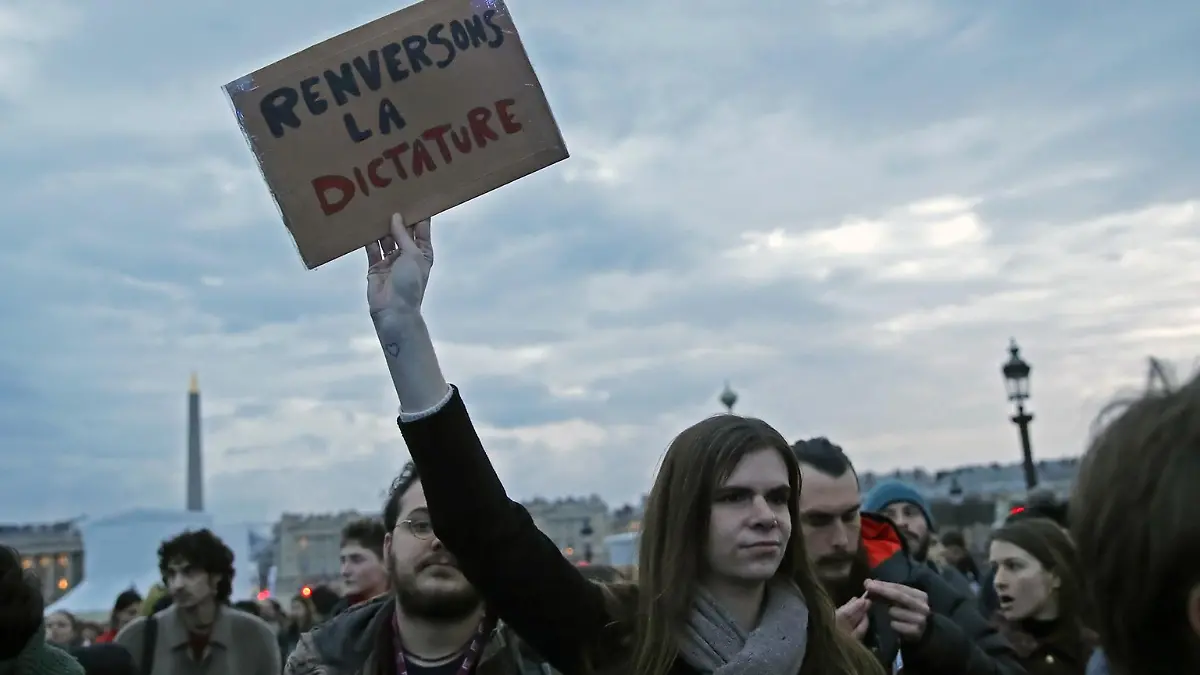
top-left (284, 461), bottom-right (552, 675)
top-left (863, 480), bottom-right (975, 599)
top-left (792, 437), bottom-right (1023, 675)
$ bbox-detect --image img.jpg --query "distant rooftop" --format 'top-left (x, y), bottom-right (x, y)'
top-left (860, 457), bottom-right (1081, 499)
top-left (0, 520), bottom-right (80, 535)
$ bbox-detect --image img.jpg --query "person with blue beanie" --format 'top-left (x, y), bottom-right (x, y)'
top-left (864, 480), bottom-right (976, 598)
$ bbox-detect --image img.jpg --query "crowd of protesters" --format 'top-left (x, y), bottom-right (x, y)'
top-left (0, 213), bottom-right (1195, 675)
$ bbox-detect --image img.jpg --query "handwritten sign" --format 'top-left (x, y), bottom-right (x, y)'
top-left (225, 0), bottom-right (569, 269)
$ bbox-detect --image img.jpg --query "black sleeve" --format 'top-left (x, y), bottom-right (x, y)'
top-left (399, 387), bottom-right (612, 673)
top-left (903, 565), bottom-right (1027, 675)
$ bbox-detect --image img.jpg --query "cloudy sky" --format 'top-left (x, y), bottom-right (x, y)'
top-left (1, 0), bottom-right (1197, 523)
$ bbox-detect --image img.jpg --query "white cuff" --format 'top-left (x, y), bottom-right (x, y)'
top-left (398, 385), bottom-right (454, 423)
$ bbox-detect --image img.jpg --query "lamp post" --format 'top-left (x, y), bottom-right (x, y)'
top-left (581, 518), bottom-right (594, 564)
top-left (1001, 339), bottom-right (1038, 490)
top-left (948, 477), bottom-right (964, 530)
top-left (719, 381), bottom-right (738, 413)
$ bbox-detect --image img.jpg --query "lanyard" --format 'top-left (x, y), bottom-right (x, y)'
top-left (393, 611), bottom-right (496, 675)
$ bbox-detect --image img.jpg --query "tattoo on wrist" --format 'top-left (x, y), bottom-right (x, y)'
top-left (384, 343), bottom-right (400, 358)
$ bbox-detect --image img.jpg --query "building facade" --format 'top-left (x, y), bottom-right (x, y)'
top-left (0, 521), bottom-right (85, 603)
top-left (524, 495), bottom-right (612, 565)
top-left (274, 511), bottom-right (373, 597)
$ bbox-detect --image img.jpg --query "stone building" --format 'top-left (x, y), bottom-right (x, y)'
top-left (0, 521), bottom-right (85, 603)
top-left (274, 511), bottom-right (374, 597)
top-left (524, 495), bottom-right (612, 565)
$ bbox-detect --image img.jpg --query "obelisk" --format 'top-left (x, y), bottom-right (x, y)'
top-left (187, 372), bottom-right (204, 512)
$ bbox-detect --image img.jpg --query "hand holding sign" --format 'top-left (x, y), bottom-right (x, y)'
top-left (367, 212), bottom-right (449, 414)
top-left (366, 213), bottom-right (433, 326)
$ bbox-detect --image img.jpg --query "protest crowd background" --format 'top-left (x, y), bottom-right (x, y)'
top-left (2, 1), bottom-right (1198, 675)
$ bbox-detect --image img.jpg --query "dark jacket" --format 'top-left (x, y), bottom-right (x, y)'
top-left (859, 513), bottom-right (1026, 675)
top-left (992, 618), bottom-right (1095, 675)
top-left (931, 560), bottom-right (977, 599)
top-left (397, 388), bottom-right (877, 675)
top-left (283, 595), bottom-right (543, 675)
top-left (68, 644), bottom-right (137, 675)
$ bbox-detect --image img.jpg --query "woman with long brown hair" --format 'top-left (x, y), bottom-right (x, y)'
top-left (989, 518), bottom-right (1095, 675)
top-left (362, 214), bottom-right (883, 675)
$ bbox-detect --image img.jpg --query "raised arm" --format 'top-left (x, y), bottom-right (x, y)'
top-left (366, 214), bottom-right (612, 673)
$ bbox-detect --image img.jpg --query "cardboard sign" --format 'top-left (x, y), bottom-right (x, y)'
top-left (225, 0), bottom-right (569, 269)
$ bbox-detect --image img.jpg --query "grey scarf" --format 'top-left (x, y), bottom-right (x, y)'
top-left (677, 581), bottom-right (810, 674)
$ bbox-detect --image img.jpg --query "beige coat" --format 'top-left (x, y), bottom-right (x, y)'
top-left (116, 604), bottom-right (280, 675)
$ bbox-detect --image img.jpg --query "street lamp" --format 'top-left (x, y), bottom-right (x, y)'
top-left (948, 477), bottom-right (964, 530)
top-left (719, 381), bottom-right (738, 413)
top-left (1001, 338), bottom-right (1037, 490)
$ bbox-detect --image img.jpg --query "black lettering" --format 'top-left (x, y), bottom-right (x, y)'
top-left (344, 113), bottom-right (372, 142)
top-left (352, 50), bottom-right (384, 91)
top-left (411, 139), bottom-right (436, 176)
top-left (463, 15), bottom-right (488, 47)
top-left (449, 20), bottom-right (471, 50)
top-left (323, 63), bottom-right (362, 106)
top-left (483, 9), bottom-right (505, 48)
top-left (427, 23), bottom-right (457, 68)
top-left (378, 98), bottom-right (406, 135)
top-left (299, 77), bottom-right (327, 116)
top-left (381, 143), bottom-right (411, 180)
top-left (450, 126), bottom-right (473, 153)
top-left (380, 42), bottom-right (409, 82)
top-left (422, 125), bottom-right (454, 163)
top-left (401, 36), bottom-right (433, 73)
top-left (260, 87), bottom-right (301, 139)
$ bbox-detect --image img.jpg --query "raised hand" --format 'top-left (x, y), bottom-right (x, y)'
top-left (366, 213), bottom-right (433, 326)
top-left (864, 579), bottom-right (930, 642)
top-left (365, 213), bottom-right (448, 413)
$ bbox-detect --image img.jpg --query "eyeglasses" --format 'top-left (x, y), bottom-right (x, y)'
top-left (400, 518), bottom-right (435, 540)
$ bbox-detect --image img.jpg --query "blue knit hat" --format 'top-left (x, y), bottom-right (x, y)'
top-left (863, 480), bottom-right (936, 530)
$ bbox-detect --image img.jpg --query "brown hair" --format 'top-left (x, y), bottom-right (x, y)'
top-left (341, 517), bottom-right (387, 559)
top-left (630, 414), bottom-right (883, 675)
top-left (1071, 373), bottom-right (1200, 675)
top-left (991, 518), bottom-right (1087, 630)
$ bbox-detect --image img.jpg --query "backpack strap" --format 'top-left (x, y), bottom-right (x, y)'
top-left (141, 616), bottom-right (158, 675)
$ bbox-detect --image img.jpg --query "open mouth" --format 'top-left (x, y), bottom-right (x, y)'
top-left (997, 594), bottom-right (1015, 607)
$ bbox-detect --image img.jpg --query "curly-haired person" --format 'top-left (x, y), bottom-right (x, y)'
top-left (0, 545), bottom-right (84, 674)
top-left (114, 529), bottom-right (280, 675)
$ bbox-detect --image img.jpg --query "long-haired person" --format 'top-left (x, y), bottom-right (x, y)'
top-left (989, 518), bottom-right (1095, 674)
top-left (361, 214), bottom-right (884, 675)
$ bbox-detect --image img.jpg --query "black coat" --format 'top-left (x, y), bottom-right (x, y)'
top-left (859, 513), bottom-right (1026, 675)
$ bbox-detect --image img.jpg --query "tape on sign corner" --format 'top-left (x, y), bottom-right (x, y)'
top-left (226, 74), bottom-right (258, 95)
top-left (475, 0), bottom-right (509, 15)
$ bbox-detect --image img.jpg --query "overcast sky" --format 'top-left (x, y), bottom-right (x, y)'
top-left (1, 0), bottom-right (1197, 523)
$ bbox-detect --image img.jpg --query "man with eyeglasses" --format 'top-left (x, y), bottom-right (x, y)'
top-left (285, 462), bottom-right (554, 675)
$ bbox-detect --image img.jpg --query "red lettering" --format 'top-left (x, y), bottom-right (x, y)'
top-left (308, 101), bottom-right (526, 217)
top-left (381, 142), bottom-right (410, 180)
top-left (411, 139), bottom-right (436, 176)
top-left (422, 125), bottom-right (454, 163)
top-left (312, 175), bottom-right (355, 216)
top-left (450, 126), bottom-right (472, 153)
top-left (352, 167), bottom-right (370, 196)
top-left (466, 106), bottom-right (498, 148)
top-left (367, 158), bottom-right (391, 188)
top-left (495, 98), bottom-right (522, 134)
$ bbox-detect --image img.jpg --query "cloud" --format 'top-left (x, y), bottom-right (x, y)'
top-left (1, 0), bottom-right (1199, 523)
